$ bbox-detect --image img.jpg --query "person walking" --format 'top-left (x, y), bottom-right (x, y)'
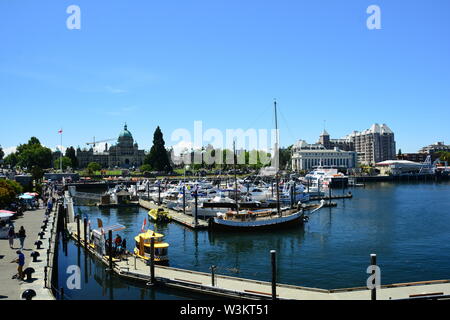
top-left (8, 225), bottom-right (15, 249)
top-left (11, 250), bottom-right (25, 280)
top-left (18, 226), bottom-right (26, 250)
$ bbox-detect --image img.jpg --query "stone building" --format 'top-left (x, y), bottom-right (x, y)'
top-left (77, 125), bottom-right (146, 169)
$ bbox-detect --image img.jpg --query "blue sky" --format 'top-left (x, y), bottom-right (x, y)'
top-left (0, 0), bottom-right (449, 154)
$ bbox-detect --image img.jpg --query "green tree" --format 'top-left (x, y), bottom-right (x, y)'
top-left (54, 157), bottom-right (73, 170)
top-left (15, 137), bottom-right (53, 169)
top-left (4, 153), bottom-right (18, 167)
top-left (144, 126), bottom-right (172, 172)
top-left (65, 146), bottom-right (78, 168)
top-left (0, 180), bottom-right (23, 208)
top-left (140, 164), bottom-right (152, 173)
top-left (0, 145), bottom-right (4, 161)
top-left (87, 162), bottom-right (101, 175)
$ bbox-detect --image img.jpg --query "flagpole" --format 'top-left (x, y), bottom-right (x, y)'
top-left (60, 129), bottom-right (63, 172)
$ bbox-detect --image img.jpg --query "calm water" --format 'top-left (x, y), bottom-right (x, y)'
top-left (57, 181), bottom-right (450, 299)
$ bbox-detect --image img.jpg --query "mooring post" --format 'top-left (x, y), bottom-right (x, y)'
top-left (371, 253), bottom-right (377, 301)
top-left (271, 250), bottom-right (277, 300)
top-left (108, 230), bottom-right (113, 271)
top-left (211, 265), bottom-right (217, 287)
top-left (150, 237), bottom-right (155, 284)
top-left (194, 190), bottom-right (198, 227)
top-left (183, 185), bottom-right (186, 215)
top-left (83, 218), bottom-right (88, 247)
top-left (60, 287), bottom-right (64, 300)
top-left (76, 215), bottom-right (81, 246)
top-left (158, 183), bottom-right (161, 205)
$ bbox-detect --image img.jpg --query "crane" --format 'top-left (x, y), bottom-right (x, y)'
top-left (86, 137), bottom-right (116, 147)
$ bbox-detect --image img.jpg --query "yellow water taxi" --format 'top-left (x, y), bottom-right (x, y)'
top-left (148, 207), bottom-right (171, 222)
top-left (133, 229), bottom-right (169, 263)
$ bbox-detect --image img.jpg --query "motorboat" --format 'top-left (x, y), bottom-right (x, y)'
top-left (134, 229), bottom-right (169, 263)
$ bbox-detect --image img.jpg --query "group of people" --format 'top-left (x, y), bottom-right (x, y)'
top-left (106, 234), bottom-right (128, 259)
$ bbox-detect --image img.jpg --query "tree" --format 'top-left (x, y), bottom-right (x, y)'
top-left (144, 126), bottom-right (172, 172)
top-left (4, 153), bottom-right (18, 167)
top-left (87, 162), bottom-right (101, 175)
top-left (54, 157), bottom-right (73, 170)
top-left (140, 164), bottom-right (152, 172)
top-left (0, 180), bottom-right (23, 208)
top-left (0, 145), bottom-right (4, 161)
top-left (65, 146), bottom-right (78, 168)
top-left (14, 137), bottom-right (53, 169)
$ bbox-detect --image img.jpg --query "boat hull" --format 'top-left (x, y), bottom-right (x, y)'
top-left (208, 211), bottom-right (305, 231)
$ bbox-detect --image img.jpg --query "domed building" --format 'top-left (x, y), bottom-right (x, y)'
top-left (77, 124), bottom-right (146, 169)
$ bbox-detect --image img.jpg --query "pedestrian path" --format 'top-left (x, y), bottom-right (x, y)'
top-left (0, 207), bottom-right (54, 300)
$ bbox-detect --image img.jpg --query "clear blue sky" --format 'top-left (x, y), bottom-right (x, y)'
top-left (0, 0), bottom-right (449, 154)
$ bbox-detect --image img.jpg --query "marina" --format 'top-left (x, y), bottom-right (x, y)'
top-left (49, 180), bottom-right (450, 300)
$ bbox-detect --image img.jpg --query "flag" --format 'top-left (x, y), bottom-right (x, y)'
top-left (141, 217), bottom-right (147, 232)
top-left (58, 129), bottom-right (63, 134)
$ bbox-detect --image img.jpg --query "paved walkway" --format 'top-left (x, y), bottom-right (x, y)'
top-left (0, 207), bottom-right (49, 300)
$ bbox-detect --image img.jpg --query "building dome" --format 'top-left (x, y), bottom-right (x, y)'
top-left (119, 124), bottom-right (133, 139)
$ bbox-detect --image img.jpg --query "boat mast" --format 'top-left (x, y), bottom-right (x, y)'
top-left (233, 140), bottom-right (239, 213)
top-left (274, 99), bottom-right (281, 217)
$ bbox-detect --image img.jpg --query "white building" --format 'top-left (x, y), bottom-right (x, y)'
top-left (291, 140), bottom-right (357, 171)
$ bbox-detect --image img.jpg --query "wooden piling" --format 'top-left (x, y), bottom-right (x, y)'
top-left (83, 218), bottom-right (88, 247)
top-left (150, 237), bottom-right (155, 284)
top-left (108, 230), bottom-right (113, 271)
top-left (371, 253), bottom-right (377, 301)
top-left (76, 215), bottom-right (80, 245)
top-left (271, 250), bottom-right (277, 300)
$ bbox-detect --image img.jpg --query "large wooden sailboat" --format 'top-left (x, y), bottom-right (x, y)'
top-left (208, 100), bottom-right (316, 231)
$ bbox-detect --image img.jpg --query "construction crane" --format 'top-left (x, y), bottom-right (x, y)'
top-left (86, 137), bottom-right (116, 147)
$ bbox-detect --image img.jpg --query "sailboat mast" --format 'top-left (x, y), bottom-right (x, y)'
top-left (233, 140), bottom-right (239, 213)
top-left (274, 100), bottom-right (281, 217)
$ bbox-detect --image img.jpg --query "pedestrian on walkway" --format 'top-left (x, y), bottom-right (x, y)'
top-left (11, 250), bottom-right (25, 280)
top-left (18, 226), bottom-right (26, 249)
top-left (8, 225), bottom-right (15, 248)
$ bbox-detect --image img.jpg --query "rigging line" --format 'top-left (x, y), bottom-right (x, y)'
top-left (242, 102), bottom-right (272, 134)
top-left (277, 105), bottom-right (297, 148)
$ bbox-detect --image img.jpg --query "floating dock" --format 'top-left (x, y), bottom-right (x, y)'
top-left (139, 199), bottom-right (208, 230)
top-left (68, 222), bottom-right (450, 300)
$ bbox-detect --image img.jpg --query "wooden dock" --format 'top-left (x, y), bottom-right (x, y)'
top-left (68, 222), bottom-right (450, 300)
top-left (309, 193), bottom-right (353, 201)
top-left (139, 199), bottom-right (209, 230)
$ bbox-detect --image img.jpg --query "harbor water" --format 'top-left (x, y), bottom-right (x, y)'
top-left (57, 181), bottom-right (450, 299)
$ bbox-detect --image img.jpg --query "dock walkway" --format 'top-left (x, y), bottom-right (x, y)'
top-left (68, 222), bottom-right (450, 300)
top-left (139, 199), bottom-right (208, 230)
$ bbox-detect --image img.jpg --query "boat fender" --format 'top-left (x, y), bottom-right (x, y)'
top-left (303, 216), bottom-right (309, 222)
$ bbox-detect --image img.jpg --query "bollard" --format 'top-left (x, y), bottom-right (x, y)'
top-left (108, 230), bottom-right (113, 271)
top-left (150, 237), bottom-right (155, 284)
top-left (38, 231), bottom-right (45, 240)
top-left (31, 251), bottom-right (40, 262)
top-left (371, 254), bottom-right (377, 301)
top-left (76, 216), bottom-right (81, 246)
top-left (210, 265), bottom-right (217, 287)
top-left (21, 289), bottom-right (36, 300)
top-left (83, 218), bottom-right (88, 247)
top-left (271, 250), bottom-right (277, 300)
top-left (44, 266), bottom-right (48, 288)
top-left (23, 267), bottom-right (35, 281)
top-left (35, 240), bottom-right (43, 250)
top-left (134, 255), bottom-right (137, 270)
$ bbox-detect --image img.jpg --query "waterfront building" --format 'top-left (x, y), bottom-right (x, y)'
top-left (291, 140), bottom-right (357, 171)
top-left (344, 124), bottom-right (396, 165)
top-left (375, 160), bottom-right (423, 175)
top-left (77, 125), bottom-right (146, 169)
top-left (418, 141), bottom-right (450, 154)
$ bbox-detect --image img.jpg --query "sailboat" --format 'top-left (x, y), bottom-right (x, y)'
top-left (208, 100), bottom-right (321, 231)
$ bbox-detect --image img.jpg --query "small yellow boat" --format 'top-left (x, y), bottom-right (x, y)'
top-left (148, 207), bottom-right (171, 222)
top-left (134, 229), bottom-right (169, 263)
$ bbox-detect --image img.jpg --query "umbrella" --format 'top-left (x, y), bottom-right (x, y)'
top-left (19, 194), bottom-right (34, 200)
top-left (0, 210), bottom-right (16, 214)
top-left (25, 192), bottom-right (39, 197)
top-left (0, 212), bottom-right (14, 221)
